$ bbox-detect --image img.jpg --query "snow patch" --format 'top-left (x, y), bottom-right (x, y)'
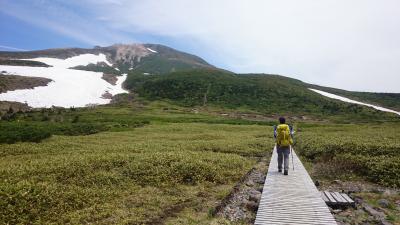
top-left (109, 74), bottom-right (128, 96)
top-left (309, 88), bottom-right (400, 116)
top-left (0, 54), bottom-right (127, 108)
top-left (115, 67), bottom-right (120, 71)
top-left (146, 48), bottom-right (158, 53)
top-left (27, 53), bottom-right (112, 68)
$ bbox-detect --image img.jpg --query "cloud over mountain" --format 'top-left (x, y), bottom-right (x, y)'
top-left (1, 0), bottom-right (400, 92)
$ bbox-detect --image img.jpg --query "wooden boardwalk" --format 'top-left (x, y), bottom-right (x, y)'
top-left (255, 146), bottom-right (337, 225)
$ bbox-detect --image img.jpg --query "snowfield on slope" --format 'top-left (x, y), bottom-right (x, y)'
top-left (146, 48), bottom-right (158, 53)
top-left (0, 54), bottom-right (128, 108)
top-left (309, 88), bottom-right (400, 116)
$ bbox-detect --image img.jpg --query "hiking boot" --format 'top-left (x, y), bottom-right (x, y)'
top-left (284, 170), bottom-right (288, 175)
top-left (278, 169), bottom-right (282, 173)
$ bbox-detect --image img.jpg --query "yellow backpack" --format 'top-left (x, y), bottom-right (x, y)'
top-left (276, 124), bottom-right (293, 147)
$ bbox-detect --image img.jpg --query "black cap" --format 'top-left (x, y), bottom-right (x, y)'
top-left (279, 117), bottom-right (285, 124)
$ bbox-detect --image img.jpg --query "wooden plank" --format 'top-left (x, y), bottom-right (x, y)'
top-left (341, 193), bottom-right (355, 203)
top-left (320, 191), bottom-right (330, 202)
top-left (324, 191), bottom-right (337, 203)
top-left (332, 192), bottom-right (347, 203)
top-left (257, 218), bottom-right (338, 224)
top-left (255, 146), bottom-right (337, 225)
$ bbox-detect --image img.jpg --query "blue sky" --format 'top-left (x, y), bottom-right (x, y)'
top-left (1, 0), bottom-right (400, 92)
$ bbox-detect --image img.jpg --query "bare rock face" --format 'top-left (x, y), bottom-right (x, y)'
top-left (101, 91), bottom-right (113, 99)
top-left (110, 44), bottom-right (153, 64)
top-left (101, 74), bottom-right (118, 85)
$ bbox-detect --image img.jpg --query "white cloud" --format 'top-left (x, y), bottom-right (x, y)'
top-left (82, 0), bottom-right (400, 92)
top-left (2, 0), bottom-right (400, 92)
top-left (0, 45), bottom-right (28, 51)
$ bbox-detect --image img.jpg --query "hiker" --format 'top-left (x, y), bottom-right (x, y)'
top-left (274, 117), bottom-right (293, 175)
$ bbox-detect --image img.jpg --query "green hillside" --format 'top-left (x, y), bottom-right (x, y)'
top-left (125, 54), bottom-right (209, 75)
top-left (124, 69), bottom-right (398, 121)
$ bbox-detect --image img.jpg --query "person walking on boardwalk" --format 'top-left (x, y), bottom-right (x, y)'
top-left (274, 117), bottom-right (293, 175)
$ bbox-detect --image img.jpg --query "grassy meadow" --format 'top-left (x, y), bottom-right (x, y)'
top-left (296, 123), bottom-right (400, 187)
top-left (1, 97), bottom-right (400, 224)
top-left (0, 101), bottom-right (275, 224)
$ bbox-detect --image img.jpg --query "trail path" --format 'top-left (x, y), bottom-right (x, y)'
top-left (255, 146), bottom-right (337, 225)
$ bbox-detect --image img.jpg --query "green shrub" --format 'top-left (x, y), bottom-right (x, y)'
top-left (0, 123), bottom-right (51, 144)
top-left (53, 123), bottom-right (108, 136)
top-left (297, 123), bottom-right (400, 187)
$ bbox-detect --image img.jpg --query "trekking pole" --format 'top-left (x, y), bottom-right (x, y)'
top-left (291, 145), bottom-right (295, 171)
top-left (289, 124), bottom-right (295, 171)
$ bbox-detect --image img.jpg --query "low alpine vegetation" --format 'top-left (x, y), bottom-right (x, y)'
top-left (0, 122), bottom-right (274, 224)
top-left (296, 123), bottom-right (400, 187)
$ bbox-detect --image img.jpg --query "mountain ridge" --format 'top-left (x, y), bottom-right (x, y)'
top-left (0, 43), bottom-right (215, 75)
top-left (0, 43), bottom-right (399, 119)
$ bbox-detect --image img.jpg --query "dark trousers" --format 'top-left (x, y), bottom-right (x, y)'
top-left (277, 146), bottom-right (290, 171)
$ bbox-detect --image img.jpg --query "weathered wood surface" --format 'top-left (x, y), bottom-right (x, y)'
top-left (320, 191), bottom-right (355, 208)
top-left (255, 146), bottom-right (337, 225)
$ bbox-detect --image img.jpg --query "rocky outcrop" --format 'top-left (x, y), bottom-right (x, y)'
top-left (101, 73), bottom-right (118, 85)
top-left (0, 74), bottom-right (52, 93)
